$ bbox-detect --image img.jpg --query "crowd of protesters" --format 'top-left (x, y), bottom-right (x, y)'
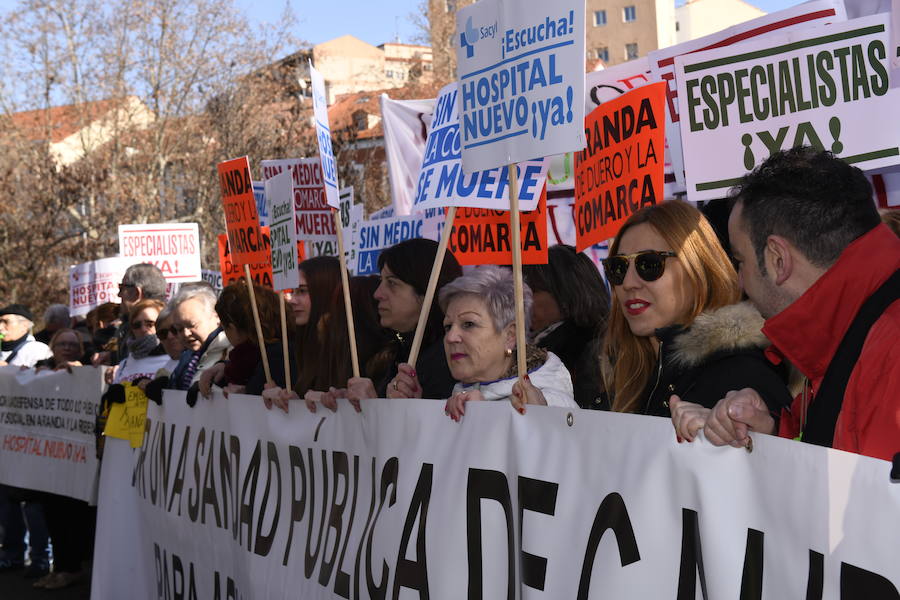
top-left (0, 147), bottom-right (899, 589)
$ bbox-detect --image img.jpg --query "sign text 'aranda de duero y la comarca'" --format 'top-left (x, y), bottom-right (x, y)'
top-left (449, 189), bottom-right (548, 265)
top-left (574, 83), bottom-right (667, 250)
top-left (218, 156), bottom-right (268, 266)
top-left (455, 0), bottom-right (586, 172)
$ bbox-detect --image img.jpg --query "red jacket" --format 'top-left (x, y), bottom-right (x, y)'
top-left (763, 225), bottom-right (900, 461)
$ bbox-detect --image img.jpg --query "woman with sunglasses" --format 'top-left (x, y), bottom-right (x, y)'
top-left (112, 299), bottom-right (172, 384)
top-left (602, 201), bottom-right (791, 423)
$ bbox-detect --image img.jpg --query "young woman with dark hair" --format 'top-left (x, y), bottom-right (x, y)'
top-left (200, 280), bottom-right (295, 397)
top-left (342, 238), bottom-right (463, 404)
top-left (523, 244), bottom-right (610, 409)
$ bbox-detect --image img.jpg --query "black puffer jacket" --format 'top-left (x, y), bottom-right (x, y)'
top-left (641, 302), bottom-right (792, 417)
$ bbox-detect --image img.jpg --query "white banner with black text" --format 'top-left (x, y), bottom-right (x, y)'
top-left (91, 391), bottom-right (900, 599)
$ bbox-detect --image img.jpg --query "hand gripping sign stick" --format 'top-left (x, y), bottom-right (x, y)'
top-left (333, 208), bottom-right (360, 377)
top-left (507, 164), bottom-right (528, 380)
top-left (243, 264), bottom-right (273, 385)
top-left (407, 206), bottom-right (458, 368)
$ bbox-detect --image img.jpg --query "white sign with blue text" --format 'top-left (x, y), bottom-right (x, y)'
top-left (265, 171), bottom-right (300, 291)
top-left (252, 181), bottom-right (268, 228)
top-left (455, 0), bottom-right (585, 173)
top-left (355, 215), bottom-right (425, 275)
top-left (310, 61), bottom-right (340, 208)
top-left (413, 83), bottom-right (548, 212)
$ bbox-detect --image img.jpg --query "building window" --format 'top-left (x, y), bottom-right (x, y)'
top-left (596, 47), bottom-right (609, 62)
top-left (386, 70), bottom-right (394, 78)
top-left (593, 10), bottom-right (607, 26)
top-left (623, 6), bottom-right (637, 22)
top-left (625, 43), bottom-right (639, 60)
top-left (675, 21), bottom-right (680, 32)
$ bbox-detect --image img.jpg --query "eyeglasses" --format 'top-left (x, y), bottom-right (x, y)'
top-left (603, 251), bottom-right (678, 286)
top-left (156, 326), bottom-right (177, 340)
top-left (130, 319), bottom-right (157, 331)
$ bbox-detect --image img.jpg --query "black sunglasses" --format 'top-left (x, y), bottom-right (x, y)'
top-left (156, 325), bottom-right (177, 339)
top-left (603, 251), bottom-right (677, 286)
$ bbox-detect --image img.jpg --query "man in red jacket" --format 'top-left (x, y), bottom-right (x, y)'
top-left (678, 147), bottom-right (900, 461)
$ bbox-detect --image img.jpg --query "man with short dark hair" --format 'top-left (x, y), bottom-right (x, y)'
top-left (677, 148), bottom-right (900, 461)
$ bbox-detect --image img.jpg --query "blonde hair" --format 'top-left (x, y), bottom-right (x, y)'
top-left (603, 201), bottom-right (740, 413)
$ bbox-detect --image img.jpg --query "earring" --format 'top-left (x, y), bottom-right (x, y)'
top-left (504, 348), bottom-right (513, 357)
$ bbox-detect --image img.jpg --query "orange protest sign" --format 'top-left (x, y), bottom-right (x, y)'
top-left (574, 82), bottom-right (666, 252)
top-left (218, 228), bottom-right (273, 288)
top-left (218, 156), bottom-right (268, 265)
top-left (448, 188), bottom-right (547, 266)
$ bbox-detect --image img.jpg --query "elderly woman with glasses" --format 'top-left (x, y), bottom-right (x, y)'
top-left (439, 265), bottom-right (577, 421)
top-left (600, 201), bottom-right (792, 440)
top-left (34, 329), bottom-right (84, 372)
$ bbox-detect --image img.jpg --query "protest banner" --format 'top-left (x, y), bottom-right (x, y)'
top-left (355, 214), bottom-right (427, 276)
top-left (448, 188), bottom-right (548, 265)
top-left (118, 222), bottom-right (202, 282)
top-left (675, 13), bottom-right (900, 201)
top-left (574, 83), bottom-right (667, 250)
top-left (265, 171), bottom-right (300, 292)
top-left (0, 367), bottom-right (103, 502)
top-left (649, 0), bottom-right (847, 189)
top-left (253, 181), bottom-right (269, 228)
top-left (310, 62), bottom-right (340, 209)
top-left (455, 0), bottom-right (586, 172)
top-left (381, 93), bottom-right (436, 215)
top-left (91, 391), bottom-right (900, 600)
top-left (68, 257), bottom-right (130, 317)
top-left (339, 186), bottom-right (363, 271)
top-left (104, 382), bottom-right (149, 448)
top-left (218, 228), bottom-right (272, 288)
top-left (412, 82), bottom-right (548, 212)
top-left (218, 156), bottom-right (268, 265)
top-left (261, 158), bottom-right (337, 243)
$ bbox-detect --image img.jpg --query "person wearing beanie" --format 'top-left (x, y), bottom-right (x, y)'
top-left (0, 304), bottom-right (52, 367)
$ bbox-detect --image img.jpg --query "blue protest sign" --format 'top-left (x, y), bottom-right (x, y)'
top-left (413, 82), bottom-right (547, 212)
top-left (456, 0), bottom-right (586, 173)
top-left (355, 215), bottom-right (425, 275)
top-left (310, 61), bottom-right (340, 209)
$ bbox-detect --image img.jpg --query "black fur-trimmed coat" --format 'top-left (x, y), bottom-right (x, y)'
top-left (640, 302), bottom-right (793, 417)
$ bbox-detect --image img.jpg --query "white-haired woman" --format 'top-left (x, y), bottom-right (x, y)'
top-left (433, 266), bottom-right (577, 420)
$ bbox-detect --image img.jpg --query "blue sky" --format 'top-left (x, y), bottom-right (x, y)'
top-left (0, 0), bottom-right (809, 50)
top-left (242, 0), bottom-right (805, 48)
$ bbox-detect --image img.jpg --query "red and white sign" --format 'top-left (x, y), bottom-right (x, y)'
top-left (68, 257), bottom-right (130, 317)
top-left (117, 223), bottom-right (202, 282)
top-left (260, 158), bottom-right (337, 243)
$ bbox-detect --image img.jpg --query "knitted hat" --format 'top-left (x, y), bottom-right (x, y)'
top-left (0, 304), bottom-right (35, 322)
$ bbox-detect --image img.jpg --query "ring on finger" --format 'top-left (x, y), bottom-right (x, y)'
top-left (392, 381), bottom-right (399, 391)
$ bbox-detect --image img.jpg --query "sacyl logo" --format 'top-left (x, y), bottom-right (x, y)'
top-left (460, 16), bottom-right (478, 58)
top-left (460, 16), bottom-right (498, 59)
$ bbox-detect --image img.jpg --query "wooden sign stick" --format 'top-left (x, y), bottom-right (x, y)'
top-left (278, 291), bottom-right (291, 389)
top-left (333, 209), bottom-right (360, 377)
top-left (408, 205), bottom-right (458, 368)
top-left (507, 164), bottom-right (528, 379)
top-left (244, 264), bottom-right (273, 384)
